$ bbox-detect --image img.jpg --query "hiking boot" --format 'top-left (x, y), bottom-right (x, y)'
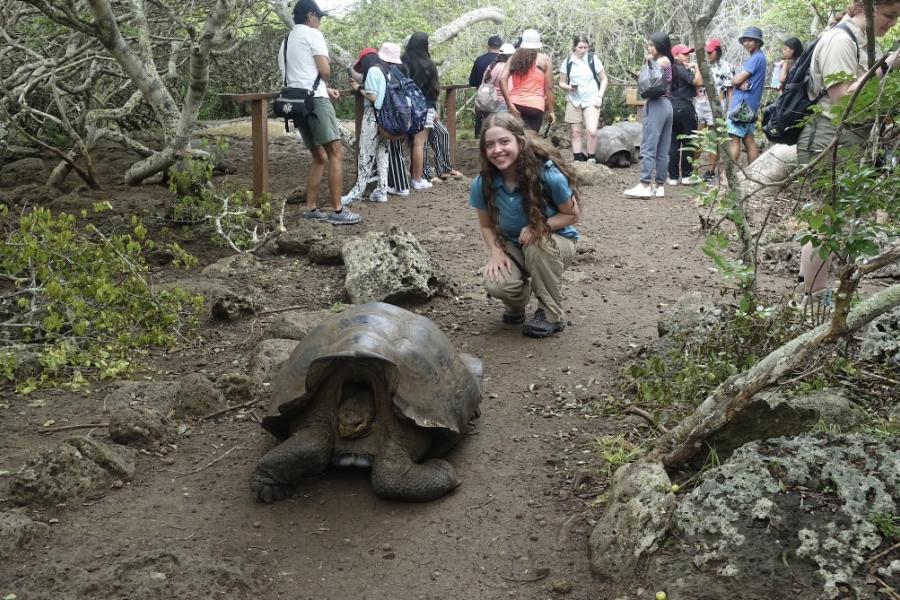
top-left (411, 178), bottom-right (433, 190)
top-left (368, 189), bottom-right (387, 203)
top-left (501, 308), bottom-right (526, 325)
top-left (387, 187), bottom-right (410, 197)
top-left (302, 208), bottom-right (330, 220)
top-left (702, 170), bottom-right (716, 182)
top-left (573, 152), bottom-right (588, 162)
top-left (522, 309), bottom-right (565, 338)
top-left (327, 209), bottom-right (361, 225)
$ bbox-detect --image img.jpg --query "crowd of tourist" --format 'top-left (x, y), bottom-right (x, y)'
top-left (279, 0), bottom-right (899, 335)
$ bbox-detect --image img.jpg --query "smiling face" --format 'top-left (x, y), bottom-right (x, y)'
top-left (482, 125), bottom-right (521, 175)
top-left (741, 38), bottom-right (761, 53)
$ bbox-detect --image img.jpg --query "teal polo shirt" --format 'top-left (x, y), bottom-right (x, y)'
top-left (468, 161), bottom-right (579, 245)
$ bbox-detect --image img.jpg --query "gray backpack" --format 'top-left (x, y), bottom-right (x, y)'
top-left (638, 58), bottom-right (666, 100)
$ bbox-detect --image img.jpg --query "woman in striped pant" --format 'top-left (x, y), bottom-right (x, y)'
top-left (423, 114), bottom-right (462, 183)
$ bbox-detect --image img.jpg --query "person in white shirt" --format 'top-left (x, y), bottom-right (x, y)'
top-left (558, 35), bottom-right (608, 162)
top-left (278, 0), bottom-right (360, 225)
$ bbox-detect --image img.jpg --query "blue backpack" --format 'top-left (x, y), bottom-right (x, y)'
top-left (376, 65), bottom-right (428, 137)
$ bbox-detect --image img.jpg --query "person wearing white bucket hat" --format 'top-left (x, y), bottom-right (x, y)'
top-left (499, 29), bottom-right (556, 132)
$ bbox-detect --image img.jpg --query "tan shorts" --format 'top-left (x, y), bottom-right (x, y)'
top-left (564, 102), bottom-right (600, 126)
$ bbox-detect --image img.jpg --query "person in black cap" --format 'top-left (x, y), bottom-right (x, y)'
top-left (469, 34), bottom-right (503, 136)
top-left (279, 0), bottom-right (360, 224)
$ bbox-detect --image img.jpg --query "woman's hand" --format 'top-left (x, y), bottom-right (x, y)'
top-left (507, 104), bottom-right (521, 118)
top-left (594, 95), bottom-right (603, 108)
top-left (546, 110), bottom-right (556, 124)
top-left (328, 87), bottom-right (340, 100)
top-left (484, 252), bottom-right (513, 281)
top-left (519, 225), bottom-right (540, 247)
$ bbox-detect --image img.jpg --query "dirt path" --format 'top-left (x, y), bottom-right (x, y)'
top-left (1, 129), bottom-right (755, 599)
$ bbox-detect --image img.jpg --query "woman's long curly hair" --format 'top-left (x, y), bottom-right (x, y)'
top-left (402, 32), bottom-right (440, 102)
top-left (478, 112), bottom-right (579, 250)
top-left (508, 48), bottom-right (538, 76)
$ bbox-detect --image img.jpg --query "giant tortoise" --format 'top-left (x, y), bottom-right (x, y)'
top-left (251, 302), bottom-right (482, 503)
top-left (595, 124), bottom-right (635, 168)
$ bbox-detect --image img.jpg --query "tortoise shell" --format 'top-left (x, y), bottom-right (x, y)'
top-left (262, 302), bottom-right (482, 454)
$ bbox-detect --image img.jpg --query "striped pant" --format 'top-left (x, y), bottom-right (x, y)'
top-left (346, 105), bottom-right (387, 200)
top-left (386, 138), bottom-right (409, 191)
top-left (423, 119), bottom-right (452, 180)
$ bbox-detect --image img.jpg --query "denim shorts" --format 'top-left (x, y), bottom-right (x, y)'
top-left (725, 117), bottom-right (756, 138)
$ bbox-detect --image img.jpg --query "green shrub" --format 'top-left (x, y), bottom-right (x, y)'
top-left (0, 203), bottom-right (201, 391)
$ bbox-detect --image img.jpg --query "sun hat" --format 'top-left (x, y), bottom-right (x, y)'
top-left (487, 35), bottom-right (503, 49)
top-left (705, 38), bottom-right (723, 53)
top-left (378, 42), bottom-right (403, 65)
top-left (519, 29), bottom-right (542, 49)
top-left (498, 43), bottom-right (515, 55)
top-left (739, 26), bottom-right (764, 46)
top-left (293, 0), bottom-right (326, 22)
top-left (671, 44), bottom-right (695, 56)
top-left (353, 48), bottom-right (377, 72)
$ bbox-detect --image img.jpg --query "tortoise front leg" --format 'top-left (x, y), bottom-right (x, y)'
top-left (370, 438), bottom-right (460, 502)
top-left (251, 415), bottom-right (334, 504)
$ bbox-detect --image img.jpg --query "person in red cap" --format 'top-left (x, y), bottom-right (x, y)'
top-left (342, 47), bottom-right (393, 205)
top-left (695, 38), bottom-right (735, 181)
top-left (666, 44), bottom-right (702, 185)
top-left (279, 0), bottom-right (360, 224)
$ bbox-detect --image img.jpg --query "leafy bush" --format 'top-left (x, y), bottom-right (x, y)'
top-left (0, 203), bottom-right (202, 391)
top-left (624, 307), bottom-right (801, 409)
top-left (166, 153), bottom-right (281, 252)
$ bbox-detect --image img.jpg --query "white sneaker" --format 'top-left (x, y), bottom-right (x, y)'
top-left (681, 174), bottom-right (703, 185)
top-left (386, 187), bottom-right (410, 197)
top-left (368, 189), bottom-right (388, 203)
top-left (340, 192), bottom-right (358, 207)
top-left (587, 157), bottom-right (597, 164)
top-left (666, 178), bottom-right (679, 186)
top-left (411, 178), bottom-right (433, 190)
top-left (624, 183), bottom-right (653, 198)
top-left (655, 185), bottom-right (665, 197)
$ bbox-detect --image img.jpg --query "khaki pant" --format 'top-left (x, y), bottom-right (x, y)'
top-left (796, 114), bottom-right (868, 166)
top-left (483, 234), bottom-right (577, 322)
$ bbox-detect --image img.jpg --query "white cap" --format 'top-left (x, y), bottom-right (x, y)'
top-left (499, 43), bottom-right (515, 55)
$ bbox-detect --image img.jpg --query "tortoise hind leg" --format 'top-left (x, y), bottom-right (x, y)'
top-left (251, 419), bottom-right (334, 504)
top-left (370, 440), bottom-right (460, 502)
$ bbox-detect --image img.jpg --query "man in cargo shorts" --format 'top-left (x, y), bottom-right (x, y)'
top-left (279, 0), bottom-right (360, 225)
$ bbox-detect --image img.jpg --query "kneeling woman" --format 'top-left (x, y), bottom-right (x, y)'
top-left (468, 112), bottom-right (581, 338)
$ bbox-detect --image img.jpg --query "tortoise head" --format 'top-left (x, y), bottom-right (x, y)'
top-left (337, 381), bottom-right (376, 439)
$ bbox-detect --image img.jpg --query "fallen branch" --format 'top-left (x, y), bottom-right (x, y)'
top-left (624, 406), bottom-right (668, 433)
top-left (200, 399), bottom-right (259, 421)
top-left (172, 445), bottom-right (242, 479)
top-left (647, 283), bottom-right (900, 468)
top-left (40, 422), bottom-right (108, 434)
top-left (259, 304), bottom-right (307, 316)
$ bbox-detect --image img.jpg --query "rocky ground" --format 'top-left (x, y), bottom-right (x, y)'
top-left (0, 123), bottom-right (896, 600)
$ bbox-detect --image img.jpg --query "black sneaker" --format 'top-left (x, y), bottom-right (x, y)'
top-left (522, 309), bottom-right (565, 338)
top-left (502, 308), bottom-right (526, 324)
top-left (573, 152), bottom-right (588, 162)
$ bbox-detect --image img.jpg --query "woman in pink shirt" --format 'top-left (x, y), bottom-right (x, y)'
top-left (499, 29), bottom-right (556, 132)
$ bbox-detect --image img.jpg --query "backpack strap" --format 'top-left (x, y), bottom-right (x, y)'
top-left (587, 53), bottom-right (601, 86)
top-left (566, 54), bottom-right (602, 87)
top-left (810, 23), bottom-right (859, 103)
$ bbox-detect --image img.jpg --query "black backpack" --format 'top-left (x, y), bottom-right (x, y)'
top-left (761, 23), bottom-right (857, 145)
top-left (566, 53), bottom-right (602, 87)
